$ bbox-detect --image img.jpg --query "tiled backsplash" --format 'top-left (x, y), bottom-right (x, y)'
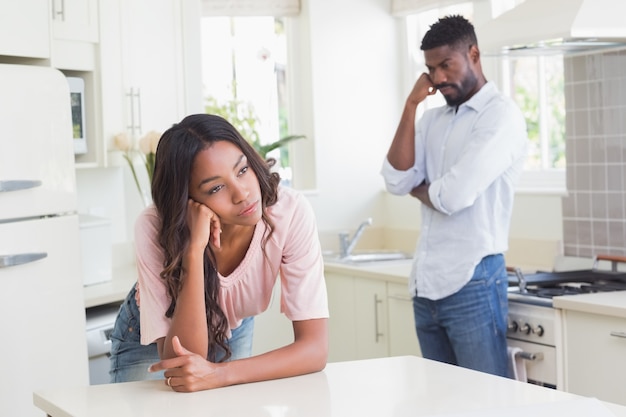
top-left (562, 49), bottom-right (626, 257)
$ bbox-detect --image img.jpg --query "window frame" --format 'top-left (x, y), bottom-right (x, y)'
top-left (199, 10), bottom-right (317, 191)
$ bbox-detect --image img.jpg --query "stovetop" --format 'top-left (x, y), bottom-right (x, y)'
top-left (507, 269), bottom-right (626, 306)
top-left (519, 279), bottom-right (626, 298)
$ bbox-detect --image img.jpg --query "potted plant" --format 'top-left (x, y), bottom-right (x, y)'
top-left (204, 93), bottom-right (305, 160)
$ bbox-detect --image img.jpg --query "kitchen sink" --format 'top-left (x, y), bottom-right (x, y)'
top-left (323, 250), bottom-right (412, 264)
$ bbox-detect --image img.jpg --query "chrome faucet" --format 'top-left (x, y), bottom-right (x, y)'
top-left (338, 217), bottom-right (372, 258)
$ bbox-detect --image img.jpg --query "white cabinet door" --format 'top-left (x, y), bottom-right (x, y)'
top-left (0, 0), bottom-right (49, 58)
top-left (562, 309), bottom-right (626, 405)
top-left (0, 215), bottom-right (89, 417)
top-left (326, 272), bottom-right (357, 362)
top-left (326, 272), bottom-right (389, 361)
top-left (120, 0), bottom-right (185, 133)
top-left (99, 0), bottom-right (186, 165)
top-left (50, 0), bottom-right (99, 70)
top-left (251, 278), bottom-right (293, 355)
top-left (355, 278), bottom-right (389, 359)
top-left (387, 282), bottom-right (422, 357)
top-left (51, 0), bottom-right (99, 42)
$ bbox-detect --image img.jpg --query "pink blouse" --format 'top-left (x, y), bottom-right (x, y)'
top-left (135, 186), bottom-right (329, 345)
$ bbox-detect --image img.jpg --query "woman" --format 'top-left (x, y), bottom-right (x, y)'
top-left (109, 114), bottom-right (329, 392)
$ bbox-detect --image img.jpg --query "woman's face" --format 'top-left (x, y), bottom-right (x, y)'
top-left (188, 140), bottom-right (262, 227)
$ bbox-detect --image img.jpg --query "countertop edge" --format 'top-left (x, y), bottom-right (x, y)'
top-left (323, 260), bottom-right (411, 285)
top-left (553, 291), bottom-right (626, 318)
top-left (83, 265), bottom-right (137, 308)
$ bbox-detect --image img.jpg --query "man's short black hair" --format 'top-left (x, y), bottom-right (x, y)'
top-left (420, 15), bottom-right (478, 51)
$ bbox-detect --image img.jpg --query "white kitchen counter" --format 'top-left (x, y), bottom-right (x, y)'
top-left (34, 355), bottom-right (626, 417)
top-left (553, 291), bottom-right (626, 318)
top-left (83, 265), bottom-right (137, 308)
top-left (323, 258), bottom-right (412, 284)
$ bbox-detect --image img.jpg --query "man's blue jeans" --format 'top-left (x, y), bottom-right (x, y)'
top-left (109, 285), bottom-right (254, 383)
top-left (412, 254), bottom-right (509, 378)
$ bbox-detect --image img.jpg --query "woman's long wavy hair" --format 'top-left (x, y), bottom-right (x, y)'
top-left (151, 113), bottom-right (280, 362)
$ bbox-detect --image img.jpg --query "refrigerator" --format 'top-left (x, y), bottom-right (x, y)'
top-left (0, 64), bottom-right (89, 416)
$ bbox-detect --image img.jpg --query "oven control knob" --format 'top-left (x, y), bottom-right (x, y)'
top-left (532, 325), bottom-right (545, 337)
top-left (507, 320), bottom-right (518, 333)
top-left (520, 323), bottom-right (531, 335)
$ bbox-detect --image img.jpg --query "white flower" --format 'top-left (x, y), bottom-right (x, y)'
top-left (139, 131), bottom-right (162, 155)
top-left (111, 130), bottom-right (161, 207)
top-left (113, 132), bottom-right (131, 151)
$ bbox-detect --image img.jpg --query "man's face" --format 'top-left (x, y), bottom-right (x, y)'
top-left (424, 44), bottom-right (479, 107)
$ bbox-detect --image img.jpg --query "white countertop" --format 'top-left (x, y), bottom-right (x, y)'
top-left (83, 265), bottom-right (137, 308)
top-left (553, 291), bottom-right (626, 318)
top-left (323, 258), bottom-right (412, 284)
top-left (34, 356), bottom-right (626, 417)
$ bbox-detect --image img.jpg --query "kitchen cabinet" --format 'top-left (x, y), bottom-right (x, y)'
top-left (326, 271), bottom-right (395, 361)
top-left (325, 270), bottom-right (421, 362)
top-left (98, 0), bottom-right (186, 169)
top-left (555, 291), bottom-right (626, 406)
top-left (387, 282), bottom-right (422, 357)
top-left (50, 0), bottom-right (99, 71)
top-left (0, 0), bottom-right (50, 59)
top-left (355, 276), bottom-right (389, 359)
top-left (51, 0), bottom-right (99, 43)
top-left (561, 309), bottom-right (626, 405)
top-left (251, 278), bottom-right (294, 355)
top-left (326, 272), bottom-right (358, 361)
top-left (0, 0), bottom-right (98, 64)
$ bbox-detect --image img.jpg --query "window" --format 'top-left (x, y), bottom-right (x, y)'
top-left (503, 55), bottom-right (566, 171)
top-left (201, 16), bottom-right (296, 185)
top-left (404, 2), bottom-right (474, 116)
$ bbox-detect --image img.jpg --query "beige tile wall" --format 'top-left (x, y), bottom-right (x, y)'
top-left (562, 49), bottom-right (626, 257)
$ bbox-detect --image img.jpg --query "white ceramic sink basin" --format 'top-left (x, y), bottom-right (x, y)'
top-left (323, 250), bottom-right (412, 264)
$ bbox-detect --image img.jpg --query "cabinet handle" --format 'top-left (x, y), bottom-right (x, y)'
top-left (0, 180), bottom-right (42, 192)
top-left (516, 351), bottom-right (544, 361)
top-left (374, 294), bottom-right (383, 343)
top-left (0, 253), bottom-right (48, 268)
top-left (388, 294), bottom-right (413, 302)
top-left (126, 88), bottom-right (142, 139)
top-left (610, 331), bottom-right (626, 339)
top-left (52, 0), bottom-right (65, 21)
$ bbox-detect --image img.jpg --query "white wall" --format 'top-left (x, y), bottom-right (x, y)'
top-left (301, 0), bottom-right (404, 232)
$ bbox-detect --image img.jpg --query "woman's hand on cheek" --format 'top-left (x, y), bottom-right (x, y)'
top-left (187, 199), bottom-right (222, 250)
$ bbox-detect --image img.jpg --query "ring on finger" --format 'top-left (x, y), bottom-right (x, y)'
top-left (167, 376), bottom-right (172, 387)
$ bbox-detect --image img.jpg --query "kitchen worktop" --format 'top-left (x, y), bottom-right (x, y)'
top-left (33, 355), bottom-right (626, 417)
top-left (553, 291), bottom-right (626, 318)
top-left (83, 265), bottom-right (137, 308)
top-left (323, 258), bottom-right (412, 284)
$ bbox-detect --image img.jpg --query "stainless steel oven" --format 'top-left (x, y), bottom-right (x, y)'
top-left (506, 255), bottom-right (626, 389)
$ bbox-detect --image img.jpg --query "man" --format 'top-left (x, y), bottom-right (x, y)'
top-left (380, 15), bottom-right (528, 377)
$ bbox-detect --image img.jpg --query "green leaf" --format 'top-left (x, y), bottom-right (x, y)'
top-left (256, 135), bottom-right (306, 158)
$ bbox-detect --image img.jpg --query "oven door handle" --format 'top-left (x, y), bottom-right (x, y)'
top-left (515, 351), bottom-right (544, 361)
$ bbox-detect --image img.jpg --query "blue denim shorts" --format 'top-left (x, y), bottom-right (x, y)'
top-left (109, 284), bottom-right (254, 383)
